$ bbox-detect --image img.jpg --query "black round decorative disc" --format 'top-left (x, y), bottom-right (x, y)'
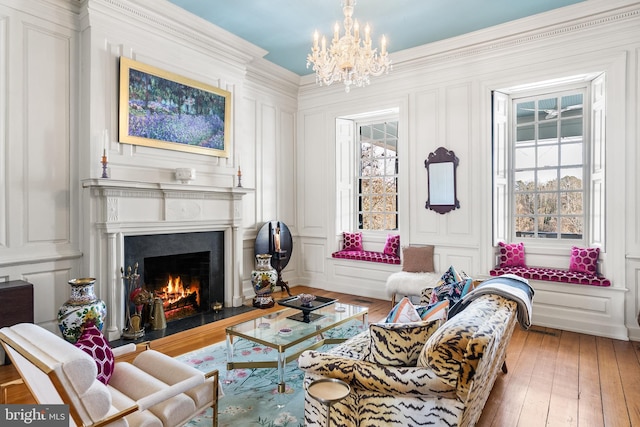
top-left (255, 220), bottom-right (293, 270)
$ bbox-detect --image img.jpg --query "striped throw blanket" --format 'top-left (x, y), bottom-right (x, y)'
top-left (448, 274), bottom-right (535, 329)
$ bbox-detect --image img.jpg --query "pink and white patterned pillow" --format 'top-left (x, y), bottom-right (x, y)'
top-left (342, 231), bottom-right (363, 251)
top-left (498, 241), bottom-right (526, 267)
top-left (74, 323), bottom-right (114, 384)
top-left (569, 246), bottom-right (599, 276)
top-left (385, 297), bottom-right (421, 323)
top-left (383, 234), bottom-right (400, 256)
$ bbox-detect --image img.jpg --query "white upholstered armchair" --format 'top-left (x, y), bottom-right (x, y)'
top-left (0, 323), bottom-right (218, 427)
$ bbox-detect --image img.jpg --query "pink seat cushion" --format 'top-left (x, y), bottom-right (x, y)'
top-left (489, 266), bottom-right (610, 287)
top-left (332, 250), bottom-right (401, 264)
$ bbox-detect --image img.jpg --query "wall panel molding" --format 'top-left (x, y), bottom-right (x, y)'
top-left (25, 24), bottom-right (72, 243)
top-left (626, 257), bottom-right (640, 341)
top-left (0, 15), bottom-right (7, 249)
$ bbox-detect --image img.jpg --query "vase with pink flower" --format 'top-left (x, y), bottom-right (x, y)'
top-left (57, 278), bottom-right (107, 343)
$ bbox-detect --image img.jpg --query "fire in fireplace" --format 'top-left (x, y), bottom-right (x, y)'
top-left (144, 251), bottom-right (208, 322)
top-left (124, 231), bottom-right (224, 326)
top-left (160, 275), bottom-right (200, 309)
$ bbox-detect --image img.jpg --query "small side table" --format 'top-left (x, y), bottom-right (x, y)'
top-left (0, 280), bottom-right (34, 327)
top-left (307, 378), bottom-right (350, 427)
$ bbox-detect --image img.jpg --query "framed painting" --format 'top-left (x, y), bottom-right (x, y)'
top-left (119, 57), bottom-right (231, 157)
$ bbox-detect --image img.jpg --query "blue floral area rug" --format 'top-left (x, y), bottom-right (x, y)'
top-left (176, 319), bottom-right (366, 427)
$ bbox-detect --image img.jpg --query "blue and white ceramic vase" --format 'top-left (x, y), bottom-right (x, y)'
top-left (251, 254), bottom-right (277, 308)
top-left (57, 278), bottom-right (107, 343)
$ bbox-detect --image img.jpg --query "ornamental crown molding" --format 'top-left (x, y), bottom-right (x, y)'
top-left (86, 0), bottom-right (266, 72)
top-left (393, 2), bottom-right (640, 69)
top-left (300, 1), bottom-right (640, 90)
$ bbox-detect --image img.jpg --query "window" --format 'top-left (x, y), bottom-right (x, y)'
top-left (493, 73), bottom-right (605, 247)
top-left (335, 109), bottom-right (399, 235)
top-left (357, 121), bottom-right (398, 230)
top-left (513, 91), bottom-right (585, 239)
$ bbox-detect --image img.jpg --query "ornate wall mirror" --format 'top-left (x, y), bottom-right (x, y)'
top-left (424, 147), bottom-right (460, 214)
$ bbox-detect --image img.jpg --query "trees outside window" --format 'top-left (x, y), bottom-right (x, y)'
top-left (357, 121), bottom-right (398, 231)
top-left (493, 73), bottom-right (605, 247)
top-left (513, 92), bottom-right (585, 239)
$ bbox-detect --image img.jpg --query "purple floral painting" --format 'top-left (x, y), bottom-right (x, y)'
top-left (119, 57), bottom-right (230, 157)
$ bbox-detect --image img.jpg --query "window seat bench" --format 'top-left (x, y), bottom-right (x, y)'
top-left (331, 250), bottom-right (401, 265)
top-left (489, 266), bottom-right (611, 287)
top-left (488, 266), bottom-right (627, 340)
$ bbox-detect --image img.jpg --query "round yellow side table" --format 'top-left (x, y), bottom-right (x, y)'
top-left (307, 378), bottom-right (351, 427)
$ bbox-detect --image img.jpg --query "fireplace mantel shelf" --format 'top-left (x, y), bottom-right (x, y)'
top-left (82, 178), bottom-right (254, 196)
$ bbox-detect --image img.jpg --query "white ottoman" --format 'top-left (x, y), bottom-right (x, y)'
top-left (385, 271), bottom-right (442, 306)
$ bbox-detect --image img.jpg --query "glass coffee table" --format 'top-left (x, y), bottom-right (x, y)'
top-left (226, 301), bottom-right (368, 393)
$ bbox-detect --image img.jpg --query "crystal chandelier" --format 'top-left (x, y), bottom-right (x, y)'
top-left (307, 0), bottom-right (392, 93)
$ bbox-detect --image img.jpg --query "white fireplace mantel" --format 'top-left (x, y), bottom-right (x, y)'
top-left (82, 178), bottom-right (251, 340)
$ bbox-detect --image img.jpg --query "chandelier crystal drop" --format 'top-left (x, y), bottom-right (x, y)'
top-left (307, 0), bottom-right (392, 93)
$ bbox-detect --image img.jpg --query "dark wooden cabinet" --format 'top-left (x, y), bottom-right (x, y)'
top-left (0, 280), bottom-right (34, 327)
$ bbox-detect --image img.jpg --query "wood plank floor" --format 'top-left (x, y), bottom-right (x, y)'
top-left (1, 286), bottom-right (638, 426)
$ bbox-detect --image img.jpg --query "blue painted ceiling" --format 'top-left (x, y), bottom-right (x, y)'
top-left (166, 0), bottom-right (586, 76)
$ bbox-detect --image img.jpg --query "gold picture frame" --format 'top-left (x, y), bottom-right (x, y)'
top-left (119, 57), bottom-right (231, 157)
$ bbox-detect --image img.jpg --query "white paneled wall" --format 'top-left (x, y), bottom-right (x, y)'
top-left (1, 0), bottom-right (640, 341)
top-left (0, 1), bottom-right (82, 332)
top-left (0, 0), bottom-right (298, 333)
top-left (296, 0), bottom-right (640, 340)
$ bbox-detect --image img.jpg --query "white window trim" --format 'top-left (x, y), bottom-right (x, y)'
top-left (493, 73), bottom-right (606, 252)
top-left (335, 109), bottom-right (400, 238)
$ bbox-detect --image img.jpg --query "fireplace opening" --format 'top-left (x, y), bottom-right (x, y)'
top-left (124, 231), bottom-right (224, 327)
top-left (144, 251), bottom-right (209, 322)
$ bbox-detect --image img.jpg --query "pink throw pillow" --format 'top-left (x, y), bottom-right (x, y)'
top-left (383, 234), bottom-right (400, 256)
top-left (342, 232), bottom-right (363, 251)
top-left (74, 323), bottom-right (115, 384)
top-left (498, 242), bottom-right (526, 267)
top-left (569, 246), bottom-right (599, 276)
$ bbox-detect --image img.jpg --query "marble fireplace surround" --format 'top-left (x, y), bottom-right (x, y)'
top-left (82, 179), bottom-right (249, 341)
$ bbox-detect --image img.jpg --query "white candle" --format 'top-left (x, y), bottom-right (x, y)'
top-left (274, 226), bottom-right (281, 252)
top-left (103, 129), bottom-right (108, 152)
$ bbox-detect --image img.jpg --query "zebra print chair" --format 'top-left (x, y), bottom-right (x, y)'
top-left (299, 293), bottom-right (520, 427)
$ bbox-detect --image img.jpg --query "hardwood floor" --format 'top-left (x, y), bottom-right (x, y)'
top-left (1, 285), bottom-right (639, 426)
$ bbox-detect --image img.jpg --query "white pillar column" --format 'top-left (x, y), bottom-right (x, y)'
top-left (105, 232), bottom-right (120, 340)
